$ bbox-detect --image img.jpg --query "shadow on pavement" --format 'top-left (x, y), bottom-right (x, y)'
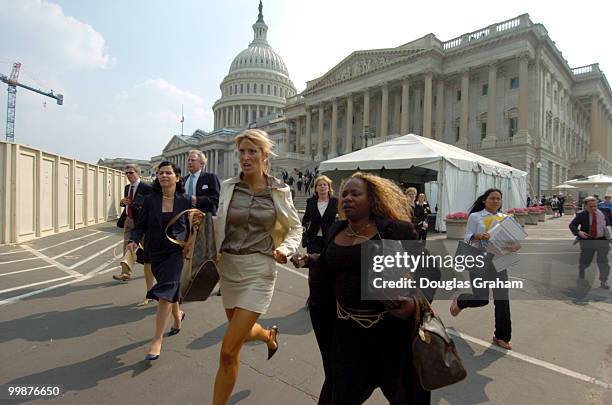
top-left (4, 340), bottom-right (150, 404)
top-left (0, 303), bottom-right (156, 343)
top-left (432, 327), bottom-right (505, 404)
top-left (229, 389), bottom-right (251, 404)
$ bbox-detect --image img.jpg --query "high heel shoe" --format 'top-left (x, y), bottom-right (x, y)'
top-left (267, 325), bottom-right (279, 360)
top-left (168, 311), bottom-right (186, 337)
top-left (144, 353), bottom-right (160, 361)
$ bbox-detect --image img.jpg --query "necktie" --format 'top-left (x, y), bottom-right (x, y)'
top-left (187, 175), bottom-right (195, 197)
top-left (590, 212), bottom-right (598, 238)
top-left (128, 185), bottom-right (135, 218)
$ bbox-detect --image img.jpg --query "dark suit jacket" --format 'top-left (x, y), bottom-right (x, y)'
top-left (301, 196), bottom-right (338, 241)
top-left (117, 181), bottom-right (153, 228)
top-left (569, 209), bottom-right (611, 237)
top-left (184, 171), bottom-right (220, 215)
top-left (129, 193), bottom-right (192, 255)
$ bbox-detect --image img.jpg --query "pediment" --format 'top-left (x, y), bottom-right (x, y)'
top-left (305, 48), bottom-right (425, 93)
top-left (163, 135), bottom-right (189, 152)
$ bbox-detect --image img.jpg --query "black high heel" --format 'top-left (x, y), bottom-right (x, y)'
top-left (144, 353), bottom-right (160, 361)
top-left (168, 311), bottom-right (186, 337)
top-left (267, 325), bottom-right (279, 360)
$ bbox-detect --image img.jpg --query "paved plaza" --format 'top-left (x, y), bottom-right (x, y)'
top-left (0, 215), bottom-right (611, 404)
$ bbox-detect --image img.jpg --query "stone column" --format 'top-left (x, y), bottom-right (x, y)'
top-left (330, 99), bottom-right (338, 158)
top-left (220, 108), bottom-right (225, 128)
top-left (296, 116), bottom-right (302, 154)
top-left (393, 92), bottom-right (401, 134)
top-left (380, 84), bottom-right (389, 137)
top-left (423, 71), bottom-right (433, 138)
top-left (256, 105), bottom-right (260, 121)
top-left (363, 90), bottom-right (370, 146)
top-left (400, 78), bottom-right (410, 135)
top-left (305, 109), bottom-right (312, 158)
top-left (345, 94), bottom-right (354, 153)
top-left (590, 95), bottom-right (599, 154)
top-left (247, 105), bottom-right (252, 125)
top-left (285, 123), bottom-right (291, 154)
top-left (459, 70), bottom-right (469, 146)
top-left (483, 62), bottom-right (498, 146)
top-left (232, 106), bottom-right (236, 126)
top-left (518, 54), bottom-right (530, 139)
top-left (435, 80), bottom-right (444, 140)
top-left (414, 85), bottom-right (422, 135)
top-left (317, 104), bottom-right (325, 160)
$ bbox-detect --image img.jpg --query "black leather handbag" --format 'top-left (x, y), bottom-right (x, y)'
top-left (412, 290), bottom-right (467, 390)
top-left (166, 209), bottom-right (220, 302)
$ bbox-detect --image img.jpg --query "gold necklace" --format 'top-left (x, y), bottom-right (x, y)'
top-left (162, 194), bottom-right (174, 200)
top-left (345, 221), bottom-right (373, 238)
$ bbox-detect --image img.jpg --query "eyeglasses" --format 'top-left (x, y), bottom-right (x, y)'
top-left (125, 171), bottom-right (135, 175)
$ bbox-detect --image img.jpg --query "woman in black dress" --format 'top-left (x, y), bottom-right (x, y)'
top-left (413, 193), bottom-right (431, 242)
top-left (292, 172), bottom-right (437, 404)
top-left (128, 161), bottom-right (193, 361)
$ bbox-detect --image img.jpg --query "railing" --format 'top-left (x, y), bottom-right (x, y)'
top-left (466, 142), bottom-right (482, 151)
top-left (572, 63), bottom-right (601, 77)
top-left (285, 94), bottom-right (304, 105)
top-left (276, 152), bottom-right (311, 161)
top-left (496, 137), bottom-right (515, 146)
top-left (442, 14), bottom-right (530, 51)
top-left (370, 134), bottom-right (400, 146)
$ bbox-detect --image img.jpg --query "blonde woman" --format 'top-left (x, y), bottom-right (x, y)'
top-left (212, 129), bottom-right (302, 405)
top-left (301, 175), bottom-right (338, 254)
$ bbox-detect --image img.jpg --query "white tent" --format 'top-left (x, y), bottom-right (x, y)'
top-left (564, 174), bottom-right (612, 198)
top-left (318, 134), bottom-right (528, 231)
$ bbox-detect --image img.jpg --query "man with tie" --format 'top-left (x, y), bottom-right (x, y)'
top-left (569, 196), bottom-right (611, 289)
top-left (113, 164), bottom-right (153, 284)
top-left (184, 150), bottom-right (220, 215)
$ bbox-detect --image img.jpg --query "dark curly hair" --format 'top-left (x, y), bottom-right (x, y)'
top-left (152, 161), bottom-right (185, 194)
top-left (469, 188), bottom-right (502, 214)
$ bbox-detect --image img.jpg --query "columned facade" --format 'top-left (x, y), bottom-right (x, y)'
top-left (284, 14), bottom-right (612, 193)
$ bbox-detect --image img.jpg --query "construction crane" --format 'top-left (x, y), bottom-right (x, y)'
top-left (0, 62), bottom-right (64, 142)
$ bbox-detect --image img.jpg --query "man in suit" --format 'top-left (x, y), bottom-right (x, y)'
top-left (113, 163), bottom-right (153, 283)
top-left (569, 196), bottom-right (611, 289)
top-left (184, 149), bottom-right (220, 215)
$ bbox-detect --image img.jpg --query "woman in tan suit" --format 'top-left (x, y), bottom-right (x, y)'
top-left (212, 129), bottom-right (302, 405)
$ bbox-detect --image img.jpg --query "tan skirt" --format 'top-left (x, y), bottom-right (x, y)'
top-left (218, 252), bottom-right (277, 314)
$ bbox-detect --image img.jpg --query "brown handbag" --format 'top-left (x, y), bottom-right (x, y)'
top-left (412, 290), bottom-right (467, 390)
top-left (165, 209), bottom-right (220, 302)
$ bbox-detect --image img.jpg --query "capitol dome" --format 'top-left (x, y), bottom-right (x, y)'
top-left (212, 1), bottom-right (296, 130)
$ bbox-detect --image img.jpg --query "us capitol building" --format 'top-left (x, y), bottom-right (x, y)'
top-left (152, 6), bottom-right (612, 194)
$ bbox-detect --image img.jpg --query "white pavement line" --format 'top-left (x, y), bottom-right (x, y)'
top-left (51, 234), bottom-right (112, 259)
top-left (0, 248), bottom-right (25, 256)
top-left (0, 256), bottom-right (39, 265)
top-left (279, 263), bottom-right (612, 390)
top-left (0, 252), bottom-right (122, 307)
top-left (0, 275), bottom-right (75, 294)
top-left (37, 231), bottom-right (103, 252)
top-left (69, 240), bottom-right (122, 269)
top-left (0, 264), bottom-right (54, 277)
top-left (447, 329), bottom-right (612, 390)
top-left (96, 265), bottom-right (121, 275)
top-left (19, 245), bottom-right (82, 277)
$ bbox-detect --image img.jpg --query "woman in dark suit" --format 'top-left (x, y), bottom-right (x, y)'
top-left (413, 193), bottom-right (431, 242)
top-left (128, 161), bottom-right (194, 361)
top-left (292, 172), bottom-right (437, 404)
top-left (301, 175), bottom-right (338, 254)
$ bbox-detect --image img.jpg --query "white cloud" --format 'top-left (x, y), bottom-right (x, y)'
top-left (0, 0), bottom-right (114, 71)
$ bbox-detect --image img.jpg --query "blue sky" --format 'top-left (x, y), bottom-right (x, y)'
top-left (0, 0), bottom-right (610, 164)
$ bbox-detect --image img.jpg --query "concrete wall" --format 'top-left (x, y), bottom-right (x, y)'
top-left (0, 141), bottom-right (126, 244)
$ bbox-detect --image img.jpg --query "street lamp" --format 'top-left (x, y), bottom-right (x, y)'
top-left (536, 161), bottom-right (543, 198)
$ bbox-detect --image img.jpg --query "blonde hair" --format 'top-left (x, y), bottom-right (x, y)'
top-left (338, 172), bottom-right (410, 222)
top-left (405, 187), bottom-right (417, 195)
top-left (314, 175), bottom-right (334, 197)
top-left (234, 129), bottom-right (276, 174)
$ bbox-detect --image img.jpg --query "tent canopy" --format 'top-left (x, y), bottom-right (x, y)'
top-left (565, 174), bottom-right (612, 185)
top-left (319, 134), bottom-right (526, 178)
top-left (318, 134), bottom-right (527, 232)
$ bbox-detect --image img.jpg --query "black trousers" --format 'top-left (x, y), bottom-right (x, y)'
top-left (308, 300), bottom-right (334, 405)
top-left (579, 239), bottom-right (610, 281)
top-left (307, 235), bottom-right (325, 254)
top-left (457, 264), bottom-right (512, 342)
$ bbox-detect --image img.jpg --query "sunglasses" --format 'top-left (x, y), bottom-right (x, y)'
top-left (125, 171), bottom-right (135, 175)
